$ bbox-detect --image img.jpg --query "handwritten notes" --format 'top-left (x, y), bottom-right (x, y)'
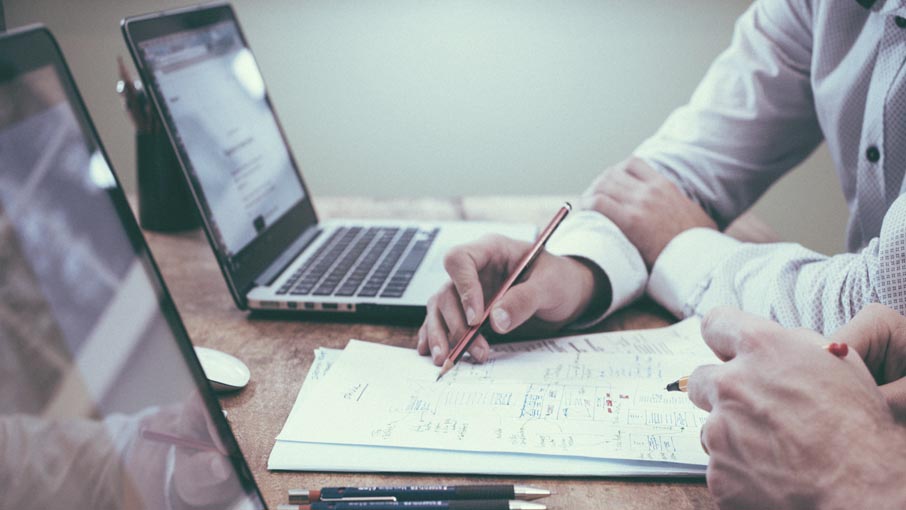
top-left (275, 318), bottom-right (714, 469)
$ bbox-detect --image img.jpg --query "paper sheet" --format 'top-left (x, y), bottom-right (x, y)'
top-left (490, 317), bottom-right (711, 358)
top-left (272, 318), bottom-right (714, 472)
top-left (269, 349), bottom-right (704, 476)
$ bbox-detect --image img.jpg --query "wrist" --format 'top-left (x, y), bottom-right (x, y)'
top-left (566, 256), bottom-right (612, 325)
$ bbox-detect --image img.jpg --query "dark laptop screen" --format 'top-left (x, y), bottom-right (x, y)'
top-left (137, 19), bottom-right (305, 258)
top-left (0, 27), bottom-right (265, 510)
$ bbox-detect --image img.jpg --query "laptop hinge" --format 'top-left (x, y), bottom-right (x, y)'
top-left (254, 227), bottom-right (322, 288)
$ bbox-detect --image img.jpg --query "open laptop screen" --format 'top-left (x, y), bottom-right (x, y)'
top-left (137, 19), bottom-right (305, 257)
top-left (124, 5), bottom-right (320, 304)
top-left (0, 27), bottom-right (265, 510)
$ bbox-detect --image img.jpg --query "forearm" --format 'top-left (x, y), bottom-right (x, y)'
top-left (634, 0), bottom-right (821, 228)
top-left (649, 228), bottom-right (883, 334)
top-left (651, 193), bottom-right (906, 334)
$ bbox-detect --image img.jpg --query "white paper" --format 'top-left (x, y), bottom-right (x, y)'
top-left (268, 440), bottom-right (705, 476)
top-left (490, 316), bottom-right (710, 357)
top-left (274, 318), bottom-right (714, 470)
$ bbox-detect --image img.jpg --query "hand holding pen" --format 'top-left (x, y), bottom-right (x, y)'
top-left (668, 306), bottom-right (906, 509)
top-left (418, 203), bottom-right (606, 375)
top-left (665, 341), bottom-right (849, 392)
top-left (436, 203), bottom-right (571, 380)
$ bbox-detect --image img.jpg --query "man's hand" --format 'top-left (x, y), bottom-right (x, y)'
top-left (169, 395), bottom-right (240, 509)
top-left (580, 157), bottom-right (716, 267)
top-left (687, 307), bottom-right (906, 510)
top-left (830, 303), bottom-right (906, 421)
top-left (131, 395), bottom-right (243, 510)
top-left (417, 234), bottom-right (602, 365)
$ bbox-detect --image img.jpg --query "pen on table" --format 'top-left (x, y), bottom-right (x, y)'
top-left (289, 485), bottom-right (550, 504)
top-left (436, 202), bottom-right (572, 381)
top-left (277, 501), bottom-right (546, 510)
top-left (664, 341), bottom-right (850, 392)
top-left (140, 428), bottom-right (222, 453)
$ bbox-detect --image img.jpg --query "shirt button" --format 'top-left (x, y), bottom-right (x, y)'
top-left (866, 145), bottom-right (881, 163)
top-left (896, 16), bottom-right (906, 28)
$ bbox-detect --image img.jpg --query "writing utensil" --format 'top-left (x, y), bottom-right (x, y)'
top-left (665, 376), bottom-right (689, 393)
top-left (436, 202), bottom-right (572, 381)
top-left (140, 428), bottom-right (221, 453)
top-left (278, 501), bottom-right (546, 510)
top-left (116, 55), bottom-right (152, 132)
top-left (665, 341), bottom-right (850, 392)
top-left (289, 485), bottom-right (550, 504)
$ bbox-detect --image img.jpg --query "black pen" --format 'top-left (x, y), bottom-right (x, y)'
top-left (289, 486), bottom-right (549, 504)
top-left (278, 501), bottom-right (546, 510)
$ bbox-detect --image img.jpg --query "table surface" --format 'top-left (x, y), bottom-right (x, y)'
top-left (142, 196), bottom-right (778, 510)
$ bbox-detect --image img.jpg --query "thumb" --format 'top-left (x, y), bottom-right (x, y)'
top-left (489, 282), bottom-right (542, 334)
top-left (829, 306), bottom-right (888, 375)
top-left (443, 239), bottom-right (506, 326)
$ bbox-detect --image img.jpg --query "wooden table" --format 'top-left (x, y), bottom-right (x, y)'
top-left (143, 196), bottom-right (775, 510)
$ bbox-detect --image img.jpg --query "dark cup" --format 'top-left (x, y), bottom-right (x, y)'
top-left (136, 129), bottom-right (200, 232)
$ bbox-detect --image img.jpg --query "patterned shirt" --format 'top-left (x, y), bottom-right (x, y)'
top-left (547, 0), bottom-right (906, 334)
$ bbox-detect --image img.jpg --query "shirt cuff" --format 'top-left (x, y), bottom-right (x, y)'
top-left (546, 210), bottom-right (648, 327)
top-left (648, 228), bottom-right (741, 318)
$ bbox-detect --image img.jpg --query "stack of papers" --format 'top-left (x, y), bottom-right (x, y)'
top-left (269, 318), bottom-right (714, 476)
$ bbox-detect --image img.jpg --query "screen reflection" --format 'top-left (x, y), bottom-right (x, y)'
top-left (0, 61), bottom-right (261, 509)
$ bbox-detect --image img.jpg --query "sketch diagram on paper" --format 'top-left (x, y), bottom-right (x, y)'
top-left (282, 326), bottom-right (714, 466)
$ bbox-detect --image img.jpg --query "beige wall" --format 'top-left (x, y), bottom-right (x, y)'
top-left (6, 0), bottom-right (849, 254)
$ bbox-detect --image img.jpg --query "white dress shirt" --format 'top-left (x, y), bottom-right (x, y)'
top-left (547, 0), bottom-right (906, 334)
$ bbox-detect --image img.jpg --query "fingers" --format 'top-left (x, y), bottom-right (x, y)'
top-left (487, 281), bottom-right (542, 334)
top-left (580, 186), bottom-right (631, 227)
top-left (830, 303), bottom-right (903, 375)
top-left (443, 238), bottom-right (507, 326)
top-left (622, 157), bottom-right (661, 181)
top-left (687, 363), bottom-right (721, 412)
top-left (423, 292), bottom-right (452, 365)
top-left (700, 307), bottom-right (782, 362)
top-left (880, 378), bottom-right (906, 422)
top-left (416, 325), bottom-right (429, 355)
top-left (467, 335), bottom-right (491, 363)
top-left (421, 284), bottom-right (492, 365)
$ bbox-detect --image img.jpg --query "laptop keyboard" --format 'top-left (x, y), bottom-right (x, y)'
top-left (275, 226), bottom-right (439, 299)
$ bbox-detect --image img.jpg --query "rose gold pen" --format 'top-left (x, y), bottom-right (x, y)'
top-left (140, 428), bottom-right (222, 453)
top-left (436, 202), bottom-right (572, 382)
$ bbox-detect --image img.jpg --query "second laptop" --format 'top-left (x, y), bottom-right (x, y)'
top-left (122, 3), bottom-right (536, 319)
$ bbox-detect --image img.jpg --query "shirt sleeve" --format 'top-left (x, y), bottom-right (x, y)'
top-left (545, 210), bottom-right (647, 327)
top-left (634, 0), bottom-right (823, 229)
top-left (648, 193), bottom-right (906, 335)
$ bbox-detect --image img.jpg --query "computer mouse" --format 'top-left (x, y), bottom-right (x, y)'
top-left (194, 346), bottom-right (251, 392)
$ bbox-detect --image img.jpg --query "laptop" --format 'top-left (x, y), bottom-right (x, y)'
top-left (121, 3), bottom-right (536, 318)
top-left (0, 25), bottom-right (266, 509)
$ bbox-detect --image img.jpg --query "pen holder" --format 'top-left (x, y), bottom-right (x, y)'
top-left (136, 127), bottom-right (200, 232)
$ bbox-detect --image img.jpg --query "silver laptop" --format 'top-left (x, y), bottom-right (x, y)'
top-left (0, 24), bottom-right (266, 509)
top-left (121, 3), bottom-right (536, 319)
